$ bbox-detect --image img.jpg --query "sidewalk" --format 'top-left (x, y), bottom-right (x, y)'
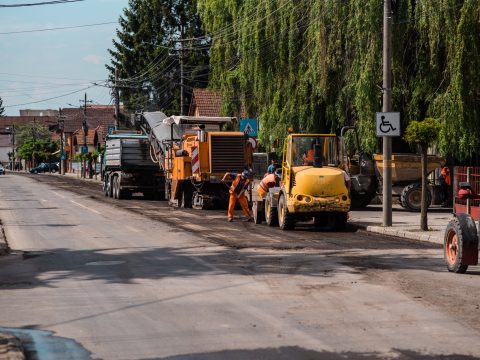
top-left (350, 204), bottom-right (452, 245)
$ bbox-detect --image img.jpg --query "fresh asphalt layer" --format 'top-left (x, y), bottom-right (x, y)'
top-left (0, 173), bottom-right (479, 360)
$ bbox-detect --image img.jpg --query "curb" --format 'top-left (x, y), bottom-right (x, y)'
top-left (0, 333), bottom-right (25, 360)
top-left (352, 222), bottom-right (444, 245)
top-left (0, 219), bottom-right (8, 256)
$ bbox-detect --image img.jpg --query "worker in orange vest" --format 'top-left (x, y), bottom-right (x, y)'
top-left (257, 173), bottom-right (278, 199)
top-left (441, 165), bottom-right (451, 206)
top-left (303, 142), bottom-right (315, 165)
top-left (222, 170), bottom-right (252, 222)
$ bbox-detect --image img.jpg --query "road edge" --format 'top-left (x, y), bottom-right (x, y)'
top-left (352, 222), bottom-right (444, 245)
top-left (0, 219), bottom-right (8, 256)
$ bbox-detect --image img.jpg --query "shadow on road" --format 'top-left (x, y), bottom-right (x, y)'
top-left (148, 346), bottom-right (479, 360)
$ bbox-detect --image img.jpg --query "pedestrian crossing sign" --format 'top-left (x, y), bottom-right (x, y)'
top-left (240, 119), bottom-right (258, 137)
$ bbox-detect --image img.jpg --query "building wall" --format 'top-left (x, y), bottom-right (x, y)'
top-left (0, 147), bottom-right (10, 164)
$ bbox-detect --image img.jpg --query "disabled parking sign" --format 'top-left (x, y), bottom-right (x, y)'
top-left (376, 112), bottom-right (400, 137)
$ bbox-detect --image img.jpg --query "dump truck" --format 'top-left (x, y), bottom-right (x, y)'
top-left (252, 132), bottom-right (351, 230)
top-left (102, 132), bottom-right (165, 200)
top-left (342, 126), bottom-right (444, 211)
top-left (135, 112), bottom-right (254, 209)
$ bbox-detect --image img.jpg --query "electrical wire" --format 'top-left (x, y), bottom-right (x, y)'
top-left (0, 21), bottom-right (117, 35)
top-left (0, 0), bottom-right (83, 7)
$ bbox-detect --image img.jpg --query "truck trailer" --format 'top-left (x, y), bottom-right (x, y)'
top-left (102, 132), bottom-right (165, 200)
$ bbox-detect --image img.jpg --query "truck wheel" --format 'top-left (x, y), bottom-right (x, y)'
top-left (113, 176), bottom-right (120, 199)
top-left (107, 177), bottom-right (114, 198)
top-left (444, 216), bottom-right (477, 273)
top-left (253, 201), bottom-right (264, 224)
top-left (103, 177), bottom-right (109, 196)
top-left (265, 195), bottom-right (278, 226)
top-left (278, 194), bottom-right (295, 230)
top-left (400, 183), bottom-right (431, 212)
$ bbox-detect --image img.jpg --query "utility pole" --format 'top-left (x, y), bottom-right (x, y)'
top-left (11, 125), bottom-right (15, 171)
top-left (80, 93), bottom-right (89, 178)
top-left (32, 117), bottom-right (37, 170)
top-left (180, 24), bottom-right (185, 115)
top-left (58, 108), bottom-right (65, 175)
top-left (382, 0), bottom-right (393, 227)
top-left (114, 68), bottom-right (120, 129)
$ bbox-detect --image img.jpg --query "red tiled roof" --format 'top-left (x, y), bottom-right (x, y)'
top-left (0, 116), bottom-right (57, 130)
top-left (62, 107), bottom-right (116, 133)
top-left (188, 89), bottom-right (223, 117)
top-left (73, 127), bottom-right (99, 146)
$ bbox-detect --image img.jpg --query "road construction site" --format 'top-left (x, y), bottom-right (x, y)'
top-left (0, 172), bottom-right (479, 359)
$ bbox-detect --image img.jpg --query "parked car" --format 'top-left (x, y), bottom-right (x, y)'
top-left (30, 163), bottom-right (59, 174)
top-left (0, 164), bottom-right (5, 175)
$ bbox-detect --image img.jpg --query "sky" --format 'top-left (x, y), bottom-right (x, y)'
top-left (0, 0), bottom-right (130, 115)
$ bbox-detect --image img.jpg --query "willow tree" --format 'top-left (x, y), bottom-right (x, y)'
top-left (198, 0), bottom-right (480, 160)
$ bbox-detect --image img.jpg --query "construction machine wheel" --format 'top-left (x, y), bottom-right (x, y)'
top-left (265, 195), bottom-right (278, 226)
top-left (253, 200), bottom-right (264, 224)
top-left (400, 183), bottom-right (431, 212)
top-left (278, 194), bottom-right (295, 230)
top-left (444, 215), bottom-right (479, 273)
top-left (103, 177), bottom-right (109, 197)
top-left (335, 212), bottom-right (348, 230)
top-left (351, 194), bottom-right (374, 209)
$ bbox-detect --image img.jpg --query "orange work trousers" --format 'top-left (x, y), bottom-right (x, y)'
top-left (228, 193), bottom-right (251, 220)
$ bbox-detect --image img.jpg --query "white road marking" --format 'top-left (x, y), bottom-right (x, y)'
top-left (51, 191), bottom-right (65, 199)
top-left (70, 200), bottom-right (100, 214)
top-left (125, 226), bottom-right (141, 233)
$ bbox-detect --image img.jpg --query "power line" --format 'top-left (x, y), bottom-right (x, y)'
top-left (0, 0), bottom-right (83, 7)
top-left (0, 21), bottom-right (117, 35)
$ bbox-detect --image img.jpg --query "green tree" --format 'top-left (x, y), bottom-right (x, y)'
top-left (404, 118), bottom-right (442, 231)
top-left (16, 123), bottom-right (58, 167)
top-left (107, 0), bottom-right (209, 114)
top-left (0, 96), bottom-right (5, 117)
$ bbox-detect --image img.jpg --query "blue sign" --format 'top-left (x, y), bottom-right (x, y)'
top-left (240, 119), bottom-right (258, 137)
top-left (107, 125), bottom-right (116, 135)
top-left (81, 145), bottom-right (89, 155)
top-left (60, 152), bottom-right (67, 160)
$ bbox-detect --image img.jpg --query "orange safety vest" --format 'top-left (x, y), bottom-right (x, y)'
top-left (230, 174), bottom-right (250, 196)
top-left (259, 173), bottom-right (277, 192)
top-left (441, 167), bottom-right (451, 186)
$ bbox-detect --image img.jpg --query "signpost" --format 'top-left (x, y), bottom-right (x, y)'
top-left (240, 119), bottom-right (258, 137)
top-left (81, 145), bottom-right (88, 155)
top-left (376, 112), bottom-right (400, 137)
top-left (107, 125), bottom-right (116, 135)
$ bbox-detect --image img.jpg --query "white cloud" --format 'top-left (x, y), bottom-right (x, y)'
top-left (83, 54), bottom-right (104, 65)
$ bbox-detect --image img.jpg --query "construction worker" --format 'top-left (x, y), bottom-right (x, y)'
top-left (303, 142), bottom-right (315, 165)
top-left (441, 165), bottom-right (451, 206)
top-left (222, 169), bottom-right (252, 222)
top-left (257, 172), bottom-right (278, 199)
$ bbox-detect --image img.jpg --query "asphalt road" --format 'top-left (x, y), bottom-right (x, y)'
top-left (0, 173), bottom-right (479, 360)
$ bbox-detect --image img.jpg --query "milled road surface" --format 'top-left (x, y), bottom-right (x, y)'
top-left (0, 173), bottom-right (479, 360)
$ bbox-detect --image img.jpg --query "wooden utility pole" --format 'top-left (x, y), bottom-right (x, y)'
top-left (382, 0), bottom-right (393, 227)
top-left (82, 93), bottom-right (89, 178)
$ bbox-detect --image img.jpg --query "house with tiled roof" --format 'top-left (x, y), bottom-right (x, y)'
top-left (61, 106), bottom-right (117, 172)
top-left (188, 88), bottom-right (246, 120)
top-left (0, 116), bottom-right (58, 166)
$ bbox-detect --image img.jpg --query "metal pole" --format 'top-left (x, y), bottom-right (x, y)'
top-left (382, 0), bottom-right (393, 227)
top-left (83, 93), bottom-right (88, 178)
top-left (180, 26), bottom-right (185, 116)
top-left (114, 68), bottom-right (120, 129)
top-left (467, 167), bottom-right (471, 215)
top-left (11, 125), bottom-right (15, 171)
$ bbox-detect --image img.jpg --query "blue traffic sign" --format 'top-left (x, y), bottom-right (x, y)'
top-left (240, 119), bottom-right (258, 137)
top-left (60, 151), bottom-right (67, 160)
top-left (81, 145), bottom-right (89, 155)
top-left (107, 125), bottom-right (116, 135)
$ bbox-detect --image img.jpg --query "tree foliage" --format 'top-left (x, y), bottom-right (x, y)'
top-left (0, 96), bottom-right (5, 117)
top-left (404, 117), bottom-right (442, 147)
top-left (197, 0), bottom-right (480, 159)
top-left (16, 124), bottom-right (58, 164)
top-left (107, 0), bottom-right (210, 114)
